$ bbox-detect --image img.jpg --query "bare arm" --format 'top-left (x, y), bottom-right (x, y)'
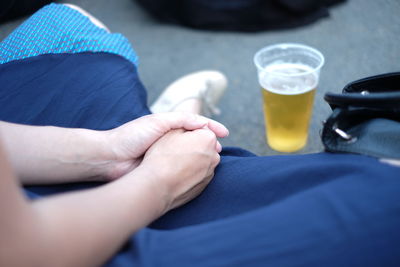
top-left (0, 121), bottom-right (110, 184)
top-left (0, 140), bottom-right (164, 267)
top-left (0, 113), bottom-right (228, 185)
top-left (0, 128), bottom-right (220, 267)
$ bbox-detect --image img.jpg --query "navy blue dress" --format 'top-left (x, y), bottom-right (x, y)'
top-left (1, 4), bottom-right (399, 267)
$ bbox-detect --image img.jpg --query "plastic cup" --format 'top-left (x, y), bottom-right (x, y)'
top-left (253, 43), bottom-right (324, 152)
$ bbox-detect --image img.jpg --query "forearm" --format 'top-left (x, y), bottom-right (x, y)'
top-left (28, 167), bottom-right (163, 267)
top-left (0, 121), bottom-right (111, 184)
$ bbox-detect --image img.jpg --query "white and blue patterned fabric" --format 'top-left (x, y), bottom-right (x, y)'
top-left (0, 3), bottom-right (138, 66)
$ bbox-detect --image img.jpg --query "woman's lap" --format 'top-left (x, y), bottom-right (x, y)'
top-left (151, 152), bottom-right (400, 228)
top-left (0, 52), bottom-right (149, 129)
top-left (1, 4), bottom-right (399, 266)
top-left (138, 153), bottom-right (400, 266)
top-left (2, 53), bottom-right (398, 266)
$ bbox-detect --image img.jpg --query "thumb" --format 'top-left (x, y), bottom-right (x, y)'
top-left (148, 112), bottom-right (229, 137)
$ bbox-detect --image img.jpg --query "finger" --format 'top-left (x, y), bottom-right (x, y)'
top-left (150, 112), bottom-right (229, 138)
top-left (213, 153), bottom-right (221, 167)
top-left (188, 129), bottom-right (220, 155)
top-left (182, 114), bottom-right (229, 138)
top-left (190, 128), bottom-right (217, 149)
top-left (215, 141), bottom-right (222, 153)
top-left (204, 118), bottom-right (229, 138)
top-left (150, 112), bottom-right (206, 132)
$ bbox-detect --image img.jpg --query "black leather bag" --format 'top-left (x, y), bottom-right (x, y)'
top-left (322, 72), bottom-right (400, 159)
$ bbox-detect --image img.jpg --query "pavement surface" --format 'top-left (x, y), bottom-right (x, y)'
top-left (1, 0), bottom-right (399, 155)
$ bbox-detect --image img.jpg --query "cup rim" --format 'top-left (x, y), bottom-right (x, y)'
top-left (253, 43), bottom-right (325, 77)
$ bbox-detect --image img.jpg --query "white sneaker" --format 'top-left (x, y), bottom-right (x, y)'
top-left (150, 70), bottom-right (228, 117)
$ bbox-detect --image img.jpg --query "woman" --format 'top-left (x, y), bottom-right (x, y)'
top-left (0, 4), bottom-right (399, 267)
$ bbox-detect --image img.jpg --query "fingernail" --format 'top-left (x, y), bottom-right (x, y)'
top-left (225, 128), bottom-right (229, 137)
top-left (221, 126), bottom-right (229, 137)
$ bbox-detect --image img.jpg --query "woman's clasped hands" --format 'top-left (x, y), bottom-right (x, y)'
top-left (103, 112), bottom-right (229, 212)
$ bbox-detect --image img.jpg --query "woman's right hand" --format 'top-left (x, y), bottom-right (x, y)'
top-left (137, 128), bottom-right (221, 213)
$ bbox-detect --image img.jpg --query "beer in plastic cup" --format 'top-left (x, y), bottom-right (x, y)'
top-left (253, 43), bottom-right (324, 152)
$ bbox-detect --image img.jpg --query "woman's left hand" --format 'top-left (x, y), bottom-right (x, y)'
top-left (103, 112), bottom-right (229, 180)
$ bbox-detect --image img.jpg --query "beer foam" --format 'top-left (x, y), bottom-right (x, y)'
top-left (259, 63), bottom-right (318, 95)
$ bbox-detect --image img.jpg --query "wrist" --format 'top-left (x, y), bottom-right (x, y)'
top-left (127, 165), bottom-right (171, 216)
top-left (132, 164), bottom-right (172, 216)
top-left (66, 128), bottom-right (115, 182)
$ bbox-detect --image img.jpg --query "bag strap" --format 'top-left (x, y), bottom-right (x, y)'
top-left (324, 72), bottom-right (400, 111)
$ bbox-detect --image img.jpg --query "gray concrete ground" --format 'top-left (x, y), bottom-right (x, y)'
top-left (1, 0), bottom-right (399, 155)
